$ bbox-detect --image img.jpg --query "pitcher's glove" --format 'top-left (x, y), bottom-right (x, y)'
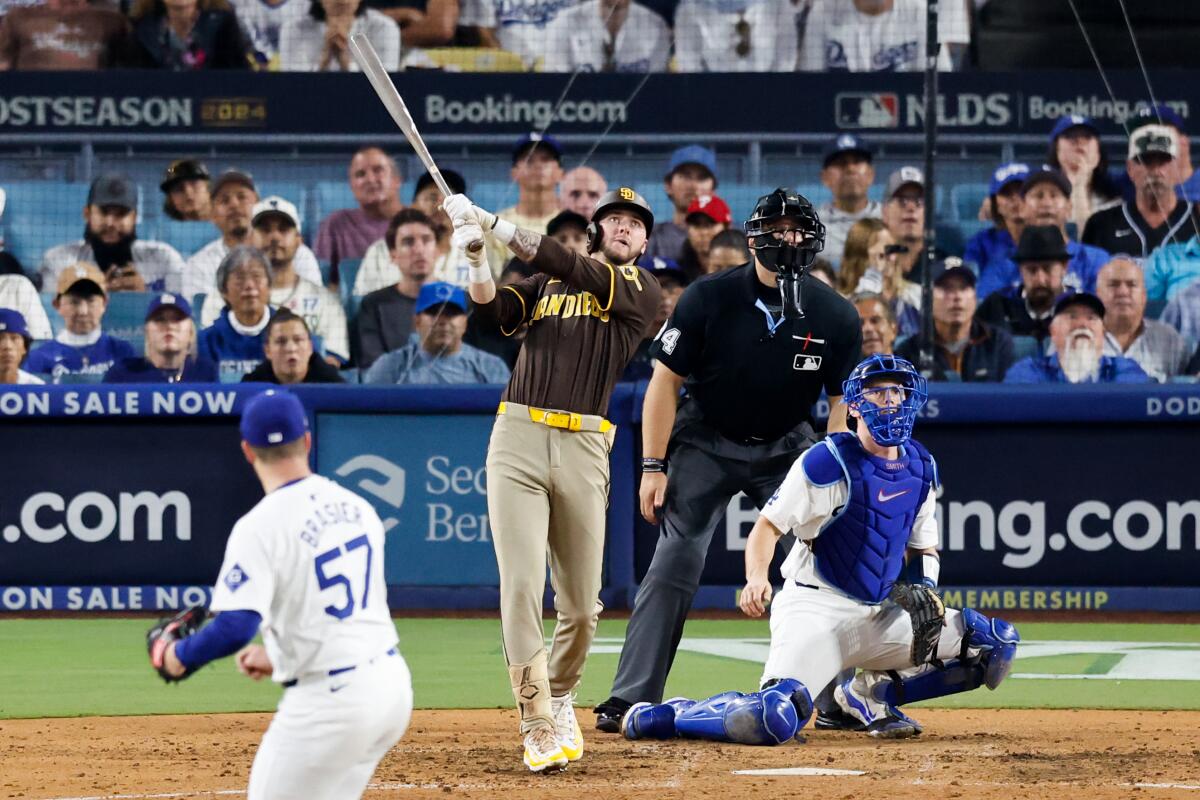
top-left (889, 582), bottom-right (945, 666)
top-left (146, 605), bottom-right (208, 682)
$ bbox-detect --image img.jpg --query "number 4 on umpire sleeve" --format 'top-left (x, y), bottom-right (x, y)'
top-left (658, 327), bottom-right (681, 355)
top-left (314, 535), bottom-right (373, 620)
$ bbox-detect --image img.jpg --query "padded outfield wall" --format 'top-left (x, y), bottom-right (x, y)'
top-left (0, 383), bottom-right (1196, 613)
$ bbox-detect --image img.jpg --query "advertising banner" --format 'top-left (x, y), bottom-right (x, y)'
top-left (317, 413), bottom-right (499, 586)
top-left (0, 419), bottom-right (261, 586)
top-left (0, 71), bottom-right (1193, 137)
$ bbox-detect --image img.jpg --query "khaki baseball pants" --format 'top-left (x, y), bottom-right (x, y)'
top-left (486, 404), bottom-right (614, 732)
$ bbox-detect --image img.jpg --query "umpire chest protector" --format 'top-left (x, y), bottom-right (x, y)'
top-left (807, 432), bottom-right (937, 604)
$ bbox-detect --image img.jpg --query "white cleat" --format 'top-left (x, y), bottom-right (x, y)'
top-left (551, 693), bottom-right (584, 761)
top-left (523, 725), bottom-right (569, 773)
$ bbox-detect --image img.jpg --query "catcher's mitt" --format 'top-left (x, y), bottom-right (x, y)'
top-left (146, 605), bottom-right (208, 682)
top-left (888, 582), bottom-right (945, 666)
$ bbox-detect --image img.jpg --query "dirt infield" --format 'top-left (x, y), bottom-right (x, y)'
top-left (3, 709), bottom-right (1199, 799)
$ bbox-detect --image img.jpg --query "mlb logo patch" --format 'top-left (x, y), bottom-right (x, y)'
top-left (794, 354), bottom-right (822, 371)
top-left (835, 93), bottom-right (899, 129)
top-left (224, 564), bottom-right (249, 592)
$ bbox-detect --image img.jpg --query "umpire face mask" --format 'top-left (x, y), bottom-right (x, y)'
top-left (749, 219), bottom-right (824, 320)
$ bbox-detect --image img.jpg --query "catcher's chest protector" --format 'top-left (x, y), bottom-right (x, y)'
top-left (811, 433), bottom-right (935, 604)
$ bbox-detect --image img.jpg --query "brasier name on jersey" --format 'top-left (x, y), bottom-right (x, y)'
top-left (299, 501), bottom-right (364, 548)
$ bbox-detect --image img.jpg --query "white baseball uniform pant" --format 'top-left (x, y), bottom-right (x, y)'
top-left (248, 650), bottom-right (413, 800)
top-left (760, 582), bottom-right (966, 695)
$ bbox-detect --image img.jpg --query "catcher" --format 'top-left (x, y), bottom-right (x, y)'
top-left (621, 355), bottom-right (1020, 744)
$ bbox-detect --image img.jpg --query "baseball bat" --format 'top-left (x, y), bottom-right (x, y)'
top-left (348, 34), bottom-right (483, 252)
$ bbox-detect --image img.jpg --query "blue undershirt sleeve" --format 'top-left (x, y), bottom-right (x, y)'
top-left (174, 609), bottom-right (262, 671)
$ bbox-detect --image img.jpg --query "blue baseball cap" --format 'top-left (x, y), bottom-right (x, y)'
top-left (1049, 115), bottom-right (1100, 143)
top-left (1131, 103), bottom-right (1186, 133)
top-left (637, 255), bottom-right (689, 286)
top-left (822, 133), bottom-right (873, 167)
top-left (415, 281), bottom-right (468, 314)
top-left (240, 389), bottom-right (309, 447)
top-left (989, 162), bottom-right (1031, 196)
top-left (513, 132), bottom-right (562, 163)
top-left (666, 145), bottom-right (718, 181)
top-left (0, 308), bottom-right (30, 340)
top-left (145, 292), bottom-right (193, 321)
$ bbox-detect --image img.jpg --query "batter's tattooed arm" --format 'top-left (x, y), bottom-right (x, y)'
top-left (509, 229), bottom-right (543, 261)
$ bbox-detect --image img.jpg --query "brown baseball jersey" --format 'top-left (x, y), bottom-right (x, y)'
top-left (477, 236), bottom-right (661, 416)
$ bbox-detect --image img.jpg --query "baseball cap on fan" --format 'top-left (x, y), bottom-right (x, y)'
top-left (1130, 104), bottom-right (1186, 134)
top-left (989, 162), bottom-right (1030, 196)
top-left (240, 389), bottom-right (309, 447)
top-left (145, 292), bottom-right (193, 321)
top-left (885, 167), bottom-right (924, 201)
top-left (1128, 125), bottom-right (1178, 161)
top-left (822, 133), bottom-right (873, 167)
top-left (87, 174), bottom-right (138, 210)
top-left (513, 132), bottom-right (562, 164)
top-left (1048, 114), bottom-right (1100, 144)
top-left (251, 196), bottom-right (302, 232)
top-left (685, 194), bottom-right (732, 225)
top-left (666, 145), bottom-right (718, 182)
top-left (56, 262), bottom-right (108, 298)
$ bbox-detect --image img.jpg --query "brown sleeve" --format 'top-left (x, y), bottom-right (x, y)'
top-left (529, 237), bottom-right (661, 323)
top-left (474, 274), bottom-right (546, 336)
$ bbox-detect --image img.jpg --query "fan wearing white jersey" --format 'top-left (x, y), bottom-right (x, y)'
top-left (153, 389), bottom-right (411, 800)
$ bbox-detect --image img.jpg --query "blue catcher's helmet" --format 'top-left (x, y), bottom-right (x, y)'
top-left (842, 355), bottom-right (928, 446)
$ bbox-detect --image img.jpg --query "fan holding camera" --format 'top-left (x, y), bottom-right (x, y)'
top-left (838, 217), bottom-right (922, 339)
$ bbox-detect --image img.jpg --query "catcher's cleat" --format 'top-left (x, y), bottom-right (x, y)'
top-left (551, 693), bottom-right (584, 761)
top-left (523, 726), bottom-right (568, 773)
top-left (594, 696), bottom-right (632, 733)
top-left (864, 714), bottom-right (921, 739)
top-left (814, 706), bottom-right (867, 731)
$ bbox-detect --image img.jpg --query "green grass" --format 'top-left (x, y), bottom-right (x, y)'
top-left (1, 618), bottom-right (1197, 719)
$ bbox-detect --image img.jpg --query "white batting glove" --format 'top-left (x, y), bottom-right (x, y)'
top-left (443, 194), bottom-right (497, 229)
top-left (452, 219), bottom-right (491, 282)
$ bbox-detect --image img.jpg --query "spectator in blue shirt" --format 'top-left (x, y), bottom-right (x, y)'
top-left (1004, 292), bottom-right (1148, 384)
top-left (363, 282), bottom-right (510, 385)
top-left (0, 309), bottom-right (44, 385)
top-left (1144, 234), bottom-right (1200, 303)
top-left (25, 263), bottom-right (136, 382)
top-left (963, 162), bottom-right (1028, 281)
top-left (975, 166), bottom-right (1111, 299)
top-left (105, 292), bottom-right (218, 383)
top-left (198, 245), bottom-right (274, 377)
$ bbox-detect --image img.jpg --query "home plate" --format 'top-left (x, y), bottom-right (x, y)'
top-left (732, 767), bottom-right (867, 777)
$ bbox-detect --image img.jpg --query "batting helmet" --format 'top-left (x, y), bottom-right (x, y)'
top-left (587, 187), bottom-right (654, 254)
top-left (842, 355), bottom-right (928, 446)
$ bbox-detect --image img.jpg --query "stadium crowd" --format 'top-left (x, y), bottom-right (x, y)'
top-left (0, 0), bottom-right (978, 72)
top-left (1, 105), bottom-right (1200, 387)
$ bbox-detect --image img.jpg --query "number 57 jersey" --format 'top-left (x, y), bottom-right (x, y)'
top-left (209, 474), bottom-right (399, 685)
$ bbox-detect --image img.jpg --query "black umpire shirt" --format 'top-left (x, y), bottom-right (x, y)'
top-left (648, 262), bottom-right (862, 443)
top-left (1081, 200), bottom-right (1195, 258)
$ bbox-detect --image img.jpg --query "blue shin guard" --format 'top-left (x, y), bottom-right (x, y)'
top-left (879, 608), bottom-right (1020, 707)
top-left (621, 697), bottom-right (698, 740)
top-left (674, 681), bottom-right (811, 746)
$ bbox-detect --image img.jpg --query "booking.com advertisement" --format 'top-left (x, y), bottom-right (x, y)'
top-left (317, 413), bottom-right (499, 586)
top-left (690, 422), bottom-right (1200, 600)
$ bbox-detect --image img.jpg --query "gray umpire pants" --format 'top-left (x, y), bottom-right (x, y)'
top-left (610, 398), bottom-right (817, 705)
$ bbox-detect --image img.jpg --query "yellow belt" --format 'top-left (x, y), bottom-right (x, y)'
top-left (498, 401), bottom-right (613, 433)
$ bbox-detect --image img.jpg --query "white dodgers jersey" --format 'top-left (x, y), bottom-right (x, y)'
top-left (209, 474), bottom-right (398, 684)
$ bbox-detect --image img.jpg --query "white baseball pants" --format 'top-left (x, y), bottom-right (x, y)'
top-left (248, 651), bottom-right (413, 800)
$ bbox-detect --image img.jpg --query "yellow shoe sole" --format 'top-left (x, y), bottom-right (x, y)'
top-left (524, 747), bottom-right (568, 773)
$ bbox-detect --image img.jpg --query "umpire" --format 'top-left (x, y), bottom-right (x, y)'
top-left (595, 189), bottom-right (863, 731)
